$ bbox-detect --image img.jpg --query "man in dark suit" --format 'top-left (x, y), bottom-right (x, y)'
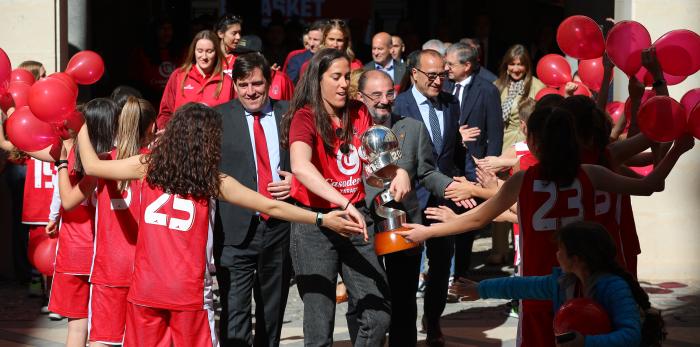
top-left (354, 70), bottom-right (460, 347)
top-left (393, 49), bottom-right (461, 347)
top-left (459, 38), bottom-right (498, 82)
top-left (215, 53), bottom-right (291, 347)
top-left (285, 20), bottom-right (325, 84)
top-left (364, 32), bottom-right (406, 85)
top-left (443, 43), bottom-right (503, 283)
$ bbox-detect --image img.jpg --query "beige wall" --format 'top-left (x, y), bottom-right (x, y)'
top-left (0, 0), bottom-right (67, 73)
top-left (615, 0), bottom-right (700, 280)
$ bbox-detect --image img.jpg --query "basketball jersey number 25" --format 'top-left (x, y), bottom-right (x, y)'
top-left (144, 193), bottom-right (196, 231)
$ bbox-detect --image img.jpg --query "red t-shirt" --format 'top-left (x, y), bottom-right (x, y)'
top-left (128, 182), bottom-right (214, 311)
top-left (289, 101), bottom-right (371, 208)
top-left (268, 70), bottom-right (295, 101)
top-left (156, 67), bottom-right (233, 129)
top-left (22, 158), bottom-right (55, 225)
top-left (54, 148), bottom-right (96, 275)
top-left (223, 53), bottom-right (238, 78)
top-left (90, 150), bottom-right (143, 287)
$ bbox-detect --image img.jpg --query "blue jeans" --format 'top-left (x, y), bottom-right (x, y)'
top-left (290, 205), bottom-right (390, 347)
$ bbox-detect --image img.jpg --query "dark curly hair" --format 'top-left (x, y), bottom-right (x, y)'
top-left (145, 103), bottom-right (222, 198)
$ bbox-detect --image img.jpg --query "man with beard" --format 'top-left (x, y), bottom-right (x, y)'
top-left (350, 70), bottom-right (466, 347)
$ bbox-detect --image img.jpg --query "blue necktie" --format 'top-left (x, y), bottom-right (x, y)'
top-left (428, 101), bottom-right (443, 153)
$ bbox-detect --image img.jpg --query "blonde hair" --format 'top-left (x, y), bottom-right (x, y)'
top-left (321, 19), bottom-right (355, 61)
top-left (18, 60), bottom-right (44, 80)
top-left (114, 97), bottom-right (156, 191)
top-left (518, 97), bottom-right (536, 123)
top-left (347, 69), bottom-right (364, 100)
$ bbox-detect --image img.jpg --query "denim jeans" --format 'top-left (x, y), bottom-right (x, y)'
top-left (290, 205), bottom-right (390, 347)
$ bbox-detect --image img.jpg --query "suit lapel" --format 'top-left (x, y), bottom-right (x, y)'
top-left (230, 101), bottom-right (256, 172)
top-left (460, 80), bottom-right (482, 125)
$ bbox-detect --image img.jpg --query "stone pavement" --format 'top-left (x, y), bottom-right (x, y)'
top-left (1, 238), bottom-right (699, 346)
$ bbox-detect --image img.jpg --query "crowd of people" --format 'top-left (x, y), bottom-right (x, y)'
top-left (0, 13), bottom-right (691, 347)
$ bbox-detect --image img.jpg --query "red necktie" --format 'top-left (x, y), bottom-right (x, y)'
top-left (253, 112), bottom-right (273, 219)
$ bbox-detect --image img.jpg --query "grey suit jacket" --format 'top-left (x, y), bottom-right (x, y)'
top-left (364, 114), bottom-right (453, 225)
top-left (363, 59), bottom-right (406, 85)
top-left (215, 99), bottom-right (290, 246)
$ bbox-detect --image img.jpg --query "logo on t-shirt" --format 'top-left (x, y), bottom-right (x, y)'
top-left (184, 84), bottom-right (194, 90)
top-left (337, 144), bottom-right (360, 176)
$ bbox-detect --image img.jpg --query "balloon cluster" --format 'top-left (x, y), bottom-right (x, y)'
top-left (540, 16), bottom-right (700, 142)
top-left (0, 49), bottom-right (104, 152)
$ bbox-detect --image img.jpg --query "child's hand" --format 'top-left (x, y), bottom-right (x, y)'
top-left (448, 278), bottom-right (480, 301)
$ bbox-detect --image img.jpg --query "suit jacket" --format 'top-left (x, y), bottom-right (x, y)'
top-left (215, 99), bottom-right (291, 246)
top-left (364, 114), bottom-right (453, 225)
top-left (393, 89), bottom-right (461, 209)
top-left (363, 59), bottom-right (406, 85)
top-left (443, 75), bottom-right (503, 180)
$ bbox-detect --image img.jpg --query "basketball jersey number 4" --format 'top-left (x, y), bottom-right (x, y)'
top-left (532, 179), bottom-right (583, 231)
top-left (144, 193), bottom-right (195, 231)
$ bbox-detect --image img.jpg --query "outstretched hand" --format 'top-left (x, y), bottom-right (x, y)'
top-left (322, 210), bottom-right (365, 238)
top-left (395, 223), bottom-right (432, 243)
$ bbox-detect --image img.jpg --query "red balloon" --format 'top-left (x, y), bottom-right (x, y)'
top-left (556, 15), bottom-right (605, 59)
top-left (634, 66), bottom-right (687, 87)
top-left (65, 50), bottom-right (104, 85)
top-left (559, 81), bottom-right (592, 97)
top-left (624, 89), bottom-right (656, 121)
top-left (578, 57), bottom-right (609, 92)
top-left (5, 106), bottom-right (60, 152)
top-left (11, 68), bottom-right (35, 85)
top-left (535, 87), bottom-right (560, 101)
top-left (654, 29), bottom-right (700, 77)
top-left (28, 77), bottom-right (77, 125)
top-left (606, 21), bottom-right (651, 76)
top-left (638, 96), bottom-right (687, 142)
top-left (554, 298), bottom-right (612, 335)
top-left (8, 81), bottom-right (31, 107)
top-left (606, 101), bottom-right (627, 130)
top-left (680, 88), bottom-right (700, 116)
top-left (688, 103), bottom-right (700, 140)
top-left (49, 72), bottom-right (78, 98)
top-left (536, 54), bottom-right (572, 87)
top-left (0, 48), bottom-right (11, 94)
top-left (27, 229), bottom-right (57, 276)
top-left (0, 92), bottom-right (13, 112)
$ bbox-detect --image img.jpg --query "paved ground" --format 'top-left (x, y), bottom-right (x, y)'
top-left (1, 238), bottom-right (699, 346)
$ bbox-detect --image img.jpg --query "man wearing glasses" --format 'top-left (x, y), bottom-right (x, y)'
top-left (393, 49), bottom-right (462, 347)
top-left (353, 70), bottom-right (462, 347)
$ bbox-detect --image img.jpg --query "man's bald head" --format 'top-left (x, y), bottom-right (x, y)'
top-left (372, 32), bottom-right (393, 66)
top-left (359, 70), bottom-right (393, 93)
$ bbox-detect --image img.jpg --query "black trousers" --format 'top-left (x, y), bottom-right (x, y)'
top-left (216, 217), bottom-right (291, 347)
top-left (383, 247), bottom-right (422, 347)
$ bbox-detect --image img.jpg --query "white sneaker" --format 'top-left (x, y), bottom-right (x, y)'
top-left (40, 305), bottom-right (49, 314)
top-left (48, 312), bottom-right (64, 321)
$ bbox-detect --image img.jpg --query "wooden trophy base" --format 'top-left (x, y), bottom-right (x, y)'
top-left (374, 227), bottom-right (419, 256)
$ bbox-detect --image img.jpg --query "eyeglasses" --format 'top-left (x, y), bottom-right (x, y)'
top-left (222, 14), bottom-right (242, 22)
top-left (359, 90), bottom-right (395, 102)
top-left (414, 68), bottom-right (448, 82)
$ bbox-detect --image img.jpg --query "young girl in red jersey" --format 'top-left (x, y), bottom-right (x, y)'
top-left (215, 14), bottom-right (242, 74)
top-left (87, 97), bottom-right (155, 346)
top-left (75, 102), bottom-right (360, 347)
top-left (50, 98), bottom-right (118, 347)
top-left (157, 30), bottom-right (232, 129)
top-left (398, 107), bottom-right (694, 347)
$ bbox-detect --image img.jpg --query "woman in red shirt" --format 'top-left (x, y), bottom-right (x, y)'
top-left (280, 48), bottom-right (410, 346)
top-left (156, 30), bottom-right (232, 129)
top-left (298, 19), bottom-right (363, 79)
top-left (215, 14), bottom-right (242, 73)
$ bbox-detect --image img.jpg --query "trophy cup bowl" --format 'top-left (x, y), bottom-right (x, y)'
top-left (360, 125), bottom-right (419, 256)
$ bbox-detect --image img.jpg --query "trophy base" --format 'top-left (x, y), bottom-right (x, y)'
top-left (374, 227), bottom-right (419, 256)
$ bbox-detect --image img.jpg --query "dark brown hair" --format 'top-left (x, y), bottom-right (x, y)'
top-left (280, 48), bottom-right (351, 151)
top-left (526, 106), bottom-right (579, 186)
top-left (145, 103), bottom-right (222, 198)
top-left (561, 96), bottom-right (613, 167)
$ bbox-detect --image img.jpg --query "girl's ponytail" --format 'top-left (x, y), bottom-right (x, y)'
top-left (114, 97), bottom-right (156, 190)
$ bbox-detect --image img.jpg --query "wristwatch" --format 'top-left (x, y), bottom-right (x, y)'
top-left (315, 212), bottom-right (324, 227)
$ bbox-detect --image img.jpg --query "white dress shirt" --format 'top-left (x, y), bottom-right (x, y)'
top-left (411, 85), bottom-right (444, 143)
top-left (453, 75), bottom-right (473, 107)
